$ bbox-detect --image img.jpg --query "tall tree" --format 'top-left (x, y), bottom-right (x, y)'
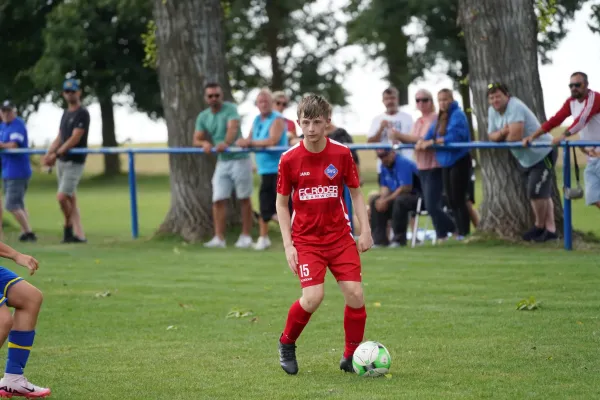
top-left (31, 0), bottom-right (162, 176)
top-left (345, 0), bottom-right (413, 105)
top-left (153, 0), bottom-right (236, 241)
top-left (457, 0), bottom-right (564, 238)
top-left (225, 0), bottom-right (349, 105)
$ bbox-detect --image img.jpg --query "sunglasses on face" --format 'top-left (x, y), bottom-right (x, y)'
top-left (569, 83), bottom-right (583, 89)
top-left (275, 101), bottom-right (287, 107)
top-left (63, 90), bottom-right (75, 94)
top-left (416, 98), bottom-right (430, 103)
top-left (207, 93), bottom-right (220, 99)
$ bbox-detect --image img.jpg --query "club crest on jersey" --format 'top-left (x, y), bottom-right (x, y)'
top-left (324, 164), bottom-right (338, 180)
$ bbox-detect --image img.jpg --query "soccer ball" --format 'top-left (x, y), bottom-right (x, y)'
top-left (352, 341), bottom-right (391, 377)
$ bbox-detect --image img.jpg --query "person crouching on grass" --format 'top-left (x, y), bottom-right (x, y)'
top-left (0, 241), bottom-right (50, 398)
top-left (275, 93), bottom-right (373, 375)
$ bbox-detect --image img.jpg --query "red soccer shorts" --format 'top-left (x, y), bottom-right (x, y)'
top-left (295, 239), bottom-right (362, 288)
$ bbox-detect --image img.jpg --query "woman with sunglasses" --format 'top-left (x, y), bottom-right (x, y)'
top-left (272, 91), bottom-right (298, 145)
top-left (417, 89), bottom-right (472, 240)
top-left (393, 89), bottom-right (455, 241)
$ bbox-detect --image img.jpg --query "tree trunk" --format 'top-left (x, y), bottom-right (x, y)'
top-left (265, 0), bottom-right (284, 90)
top-left (154, 0), bottom-right (239, 242)
top-left (385, 34), bottom-right (410, 105)
top-left (458, 0), bottom-right (564, 238)
top-left (98, 95), bottom-right (121, 176)
top-left (459, 56), bottom-right (475, 139)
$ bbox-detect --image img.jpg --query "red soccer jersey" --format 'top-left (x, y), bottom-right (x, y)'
top-left (285, 118), bottom-right (297, 136)
top-left (277, 138), bottom-right (360, 247)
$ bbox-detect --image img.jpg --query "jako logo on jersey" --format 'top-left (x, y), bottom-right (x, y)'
top-left (298, 185), bottom-right (338, 201)
top-left (324, 164), bottom-right (338, 179)
top-left (300, 171), bottom-right (310, 176)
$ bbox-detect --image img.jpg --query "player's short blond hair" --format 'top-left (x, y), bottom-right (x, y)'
top-left (297, 93), bottom-right (332, 120)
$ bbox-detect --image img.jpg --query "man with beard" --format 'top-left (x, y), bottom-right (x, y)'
top-left (525, 72), bottom-right (600, 210)
top-left (42, 79), bottom-right (89, 244)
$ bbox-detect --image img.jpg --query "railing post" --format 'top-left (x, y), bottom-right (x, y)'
top-left (344, 186), bottom-right (355, 235)
top-left (562, 142), bottom-right (572, 251)
top-left (128, 151), bottom-right (139, 239)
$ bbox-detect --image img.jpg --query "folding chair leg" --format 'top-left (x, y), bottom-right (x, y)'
top-left (412, 197), bottom-right (422, 248)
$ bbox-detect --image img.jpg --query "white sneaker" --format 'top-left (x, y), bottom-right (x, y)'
top-left (253, 236), bottom-right (271, 250)
top-left (204, 236), bottom-right (226, 248)
top-left (0, 374), bottom-right (51, 398)
top-left (234, 234), bottom-right (253, 249)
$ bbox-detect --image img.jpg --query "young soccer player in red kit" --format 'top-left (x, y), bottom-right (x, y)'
top-left (275, 94), bottom-right (373, 375)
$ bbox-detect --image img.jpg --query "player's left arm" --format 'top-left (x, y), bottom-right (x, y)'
top-left (349, 187), bottom-right (370, 235)
top-left (250, 118), bottom-right (285, 147)
top-left (57, 111), bottom-right (89, 156)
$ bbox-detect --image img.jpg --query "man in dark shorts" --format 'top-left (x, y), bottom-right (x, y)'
top-left (42, 79), bottom-right (89, 243)
top-left (487, 83), bottom-right (557, 242)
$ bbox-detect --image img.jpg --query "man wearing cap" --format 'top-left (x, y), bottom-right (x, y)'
top-left (0, 101), bottom-right (36, 242)
top-left (42, 79), bottom-right (89, 243)
top-left (370, 148), bottom-right (421, 247)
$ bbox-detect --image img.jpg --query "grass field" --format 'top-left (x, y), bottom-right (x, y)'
top-left (1, 141), bottom-right (599, 399)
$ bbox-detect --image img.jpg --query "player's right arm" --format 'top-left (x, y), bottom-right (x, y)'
top-left (42, 132), bottom-right (62, 166)
top-left (193, 113), bottom-right (213, 153)
top-left (527, 98), bottom-right (572, 144)
top-left (0, 242), bottom-right (39, 275)
top-left (276, 156), bottom-right (298, 274)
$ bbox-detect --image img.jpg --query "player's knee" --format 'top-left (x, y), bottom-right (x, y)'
top-left (25, 287), bottom-right (44, 312)
top-left (301, 291), bottom-right (324, 313)
top-left (343, 284), bottom-right (364, 308)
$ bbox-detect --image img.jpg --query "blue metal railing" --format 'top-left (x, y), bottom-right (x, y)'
top-left (3, 140), bottom-right (600, 250)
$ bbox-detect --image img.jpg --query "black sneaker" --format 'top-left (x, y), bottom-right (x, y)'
top-left (278, 339), bottom-right (298, 375)
top-left (71, 236), bottom-right (87, 244)
top-left (339, 354), bottom-right (354, 373)
top-left (522, 226), bottom-right (544, 241)
top-left (18, 232), bottom-right (37, 242)
top-left (61, 226), bottom-right (74, 243)
top-left (534, 229), bottom-right (558, 243)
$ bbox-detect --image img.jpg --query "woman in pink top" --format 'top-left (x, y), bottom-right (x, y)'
top-left (393, 89), bottom-right (454, 240)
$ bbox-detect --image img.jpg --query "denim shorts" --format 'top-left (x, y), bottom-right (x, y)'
top-left (3, 179), bottom-right (29, 211)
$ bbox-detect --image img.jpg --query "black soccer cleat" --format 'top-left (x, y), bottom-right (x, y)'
top-left (278, 339), bottom-right (299, 375)
top-left (340, 354), bottom-right (354, 373)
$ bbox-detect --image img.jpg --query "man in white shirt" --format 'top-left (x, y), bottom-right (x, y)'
top-left (367, 87), bottom-right (414, 176)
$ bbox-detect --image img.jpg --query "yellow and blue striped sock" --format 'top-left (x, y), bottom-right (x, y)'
top-left (5, 331), bottom-right (35, 375)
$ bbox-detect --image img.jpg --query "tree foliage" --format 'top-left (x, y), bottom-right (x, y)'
top-left (32, 0), bottom-right (161, 117)
top-left (0, 0), bottom-right (62, 118)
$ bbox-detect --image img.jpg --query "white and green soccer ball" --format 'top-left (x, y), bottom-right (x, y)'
top-left (352, 341), bottom-right (391, 377)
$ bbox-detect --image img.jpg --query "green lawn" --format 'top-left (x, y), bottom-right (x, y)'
top-left (0, 172), bottom-right (599, 399)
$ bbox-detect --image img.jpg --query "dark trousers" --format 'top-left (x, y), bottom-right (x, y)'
top-left (370, 193), bottom-right (419, 246)
top-left (419, 168), bottom-right (455, 238)
top-left (442, 154), bottom-right (472, 236)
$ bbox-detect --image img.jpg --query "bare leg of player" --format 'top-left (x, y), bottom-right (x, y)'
top-left (337, 281), bottom-right (367, 372)
top-left (0, 281), bottom-right (51, 398)
top-left (278, 285), bottom-right (324, 375)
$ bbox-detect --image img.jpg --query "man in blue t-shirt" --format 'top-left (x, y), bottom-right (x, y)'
top-left (0, 101), bottom-right (36, 242)
top-left (370, 149), bottom-right (421, 247)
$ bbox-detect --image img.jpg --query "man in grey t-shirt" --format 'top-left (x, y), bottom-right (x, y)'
top-left (487, 83), bottom-right (557, 242)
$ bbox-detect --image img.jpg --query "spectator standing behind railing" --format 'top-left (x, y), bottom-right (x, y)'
top-left (393, 89), bottom-right (455, 241)
top-left (417, 89), bottom-right (472, 240)
top-left (0, 101), bottom-right (36, 242)
top-left (525, 72), bottom-right (600, 210)
top-left (487, 83), bottom-right (558, 242)
top-left (272, 91), bottom-right (298, 145)
top-left (369, 149), bottom-right (421, 247)
top-left (42, 79), bottom-right (88, 244)
top-left (236, 88), bottom-right (287, 251)
top-left (193, 82), bottom-right (254, 249)
top-left (367, 87), bottom-right (414, 183)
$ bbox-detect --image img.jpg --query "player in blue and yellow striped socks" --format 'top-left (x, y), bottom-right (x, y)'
top-left (0, 241), bottom-right (50, 398)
